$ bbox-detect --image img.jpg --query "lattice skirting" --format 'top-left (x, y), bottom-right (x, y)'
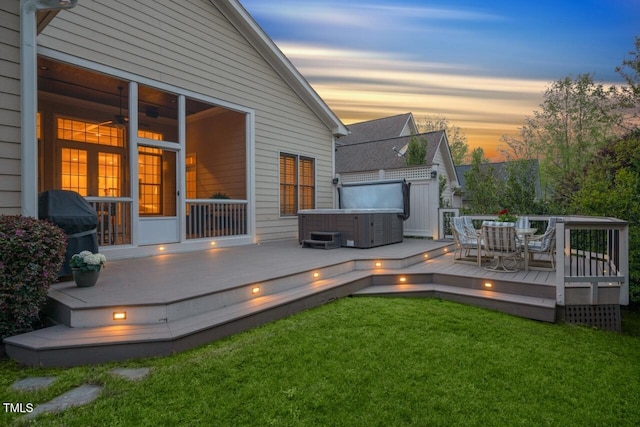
top-left (561, 305), bottom-right (621, 332)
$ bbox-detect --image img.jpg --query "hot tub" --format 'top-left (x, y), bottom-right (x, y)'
top-left (298, 180), bottom-right (410, 248)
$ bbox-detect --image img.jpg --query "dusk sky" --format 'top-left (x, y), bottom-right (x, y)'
top-left (241, 0), bottom-right (640, 160)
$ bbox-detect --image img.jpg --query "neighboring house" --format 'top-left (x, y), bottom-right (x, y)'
top-left (455, 160), bottom-right (542, 206)
top-left (1, 0), bottom-right (348, 259)
top-left (336, 113), bottom-right (418, 146)
top-left (335, 125), bottom-right (459, 238)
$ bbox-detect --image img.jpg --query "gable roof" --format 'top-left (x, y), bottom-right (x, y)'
top-left (185, 1), bottom-right (351, 137)
top-left (336, 131), bottom-right (446, 173)
top-left (337, 113), bottom-right (415, 146)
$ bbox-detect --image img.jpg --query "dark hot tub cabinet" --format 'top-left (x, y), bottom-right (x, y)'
top-left (298, 180), bottom-right (410, 248)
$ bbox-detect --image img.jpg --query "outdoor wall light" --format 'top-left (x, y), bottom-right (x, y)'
top-left (113, 312), bottom-right (127, 320)
top-left (375, 261), bottom-right (382, 268)
top-left (430, 170), bottom-right (438, 179)
top-left (32, 0), bottom-right (78, 10)
top-left (251, 286), bottom-right (261, 295)
top-left (484, 282), bottom-right (493, 289)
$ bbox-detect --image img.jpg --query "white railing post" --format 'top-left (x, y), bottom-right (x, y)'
top-left (620, 224), bottom-right (629, 305)
top-left (555, 220), bottom-right (566, 306)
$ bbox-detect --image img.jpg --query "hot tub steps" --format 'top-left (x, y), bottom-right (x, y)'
top-left (302, 232), bottom-right (341, 249)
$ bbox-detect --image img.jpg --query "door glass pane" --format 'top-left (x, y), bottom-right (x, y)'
top-left (98, 152), bottom-right (121, 197)
top-left (61, 148), bottom-right (87, 196)
top-left (138, 147), bottom-right (176, 216)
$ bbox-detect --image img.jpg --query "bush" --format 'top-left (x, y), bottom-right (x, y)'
top-left (0, 215), bottom-right (66, 340)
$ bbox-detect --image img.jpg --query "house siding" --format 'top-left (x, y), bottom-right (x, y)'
top-left (35, 0), bottom-right (335, 242)
top-left (0, 2), bottom-right (21, 215)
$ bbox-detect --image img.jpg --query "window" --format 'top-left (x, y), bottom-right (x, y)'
top-left (138, 146), bottom-right (162, 215)
top-left (57, 117), bottom-right (125, 197)
top-left (280, 153), bottom-right (315, 216)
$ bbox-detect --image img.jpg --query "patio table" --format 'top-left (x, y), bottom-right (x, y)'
top-left (516, 228), bottom-right (537, 271)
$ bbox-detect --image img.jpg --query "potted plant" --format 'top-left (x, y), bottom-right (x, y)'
top-left (495, 209), bottom-right (517, 223)
top-left (69, 250), bottom-right (106, 287)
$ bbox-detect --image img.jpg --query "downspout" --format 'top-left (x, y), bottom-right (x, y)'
top-left (20, 0), bottom-right (78, 217)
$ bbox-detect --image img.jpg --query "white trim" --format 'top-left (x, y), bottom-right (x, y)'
top-left (246, 112), bottom-right (257, 242)
top-left (20, 0), bottom-right (40, 217)
top-left (178, 94), bottom-right (187, 243)
top-left (277, 151), bottom-right (317, 219)
top-left (128, 82), bottom-right (140, 247)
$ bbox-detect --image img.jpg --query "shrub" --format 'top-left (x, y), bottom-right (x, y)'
top-left (0, 215), bottom-right (66, 340)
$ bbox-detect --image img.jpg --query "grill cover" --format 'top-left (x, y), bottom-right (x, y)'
top-left (38, 190), bottom-right (98, 276)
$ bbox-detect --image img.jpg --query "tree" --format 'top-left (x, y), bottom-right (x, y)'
top-left (570, 130), bottom-right (640, 303)
top-left (502, 159), bottom-right (541, 215)
top-left (463, 147), bottom-right (501, 214)
top-left (616, 36), bottom-right (640, 102)
top-left (417, 115), bottom-right (469, 164)
top-left (405, 135), bottom-right (427, 166)
top-left (521, 74), bottom-right (624, 212)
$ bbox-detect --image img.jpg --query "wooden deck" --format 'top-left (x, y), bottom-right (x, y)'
top-left (4, 238), bottom-right (565, 367)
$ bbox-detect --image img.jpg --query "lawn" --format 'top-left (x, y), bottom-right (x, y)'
top-left (2, 298), bottom-right (640, 426)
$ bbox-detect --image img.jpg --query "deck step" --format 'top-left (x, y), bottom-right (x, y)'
top-left (353, 283), bottom-right (556, 322)
top-left (3, 270), bottom-right (372, 367)
top-left (302, 232), bottom-right (341, 249)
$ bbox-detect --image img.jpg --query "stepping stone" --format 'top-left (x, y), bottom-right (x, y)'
top-left (11, 376), bottom-right (57, 392)
top-left (109, 367), bottom-right (151, 381)
top-left (26, 384), bottom-right (102, 419)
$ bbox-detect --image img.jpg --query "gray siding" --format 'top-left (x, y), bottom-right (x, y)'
top-left (38, 0), bottom-right (335, 241)
top-left (0, 2), bottom-right (21, 214)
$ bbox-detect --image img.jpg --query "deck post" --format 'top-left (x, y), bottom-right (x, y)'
top-left (620, 223), bottom-right (629, 305)
top-left (555, 220), bottom-right (565, 306)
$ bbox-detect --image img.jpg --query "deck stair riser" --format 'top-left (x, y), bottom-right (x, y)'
top-left (47, 260), bottom-right (359, 328)
top-left (354, 279), bottom-right (556, 323)
top-left (5, 273), bottom-right (373, 367)
top-left (2, 241), bottom-right (567, 368)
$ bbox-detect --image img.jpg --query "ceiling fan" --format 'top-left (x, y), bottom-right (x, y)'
top-left (92, 85), bottom-right (128, 128)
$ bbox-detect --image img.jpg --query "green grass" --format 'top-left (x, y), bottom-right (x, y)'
top-left (2, 298), bottom-right (640, 426)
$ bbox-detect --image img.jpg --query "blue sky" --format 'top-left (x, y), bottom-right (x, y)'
top-left (241, 0), bottom-right (640, 159)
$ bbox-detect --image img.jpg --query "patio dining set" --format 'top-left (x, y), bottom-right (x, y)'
top-left (451, 216), bottom-right (557, 272)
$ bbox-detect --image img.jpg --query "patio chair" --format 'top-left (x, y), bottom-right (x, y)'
top-left (527, 217), bottom-right (557, 270)
top-left (515, 216), bottom-right (530, 230)
top-left (451, 216), bottom-right (482, 265)
top-left (481, 221), bottom-right (521, 272)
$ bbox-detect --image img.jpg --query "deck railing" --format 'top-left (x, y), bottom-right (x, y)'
top-left (186, 199), bottom-right (248, 239)
top-left (86, 197), bottom-right (132, 246)
top-left (555, 217), bottom-right (629, 305)
top-left (442, 213), bottom-right (629, 306)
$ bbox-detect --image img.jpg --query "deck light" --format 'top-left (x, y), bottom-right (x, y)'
top-left (375, 261), bottom-right (382, 268)
top-left (113, 311), bottom-right (127, 320)
top-left (423, 253), bottom-right (429, 259)
top-left (251, 286), bottom-right (261, 295)
top-left (399, 277), bottom-right (407, 283)
top-left (210, 241), bottom-right (216, 247)
top-left (158, 246), bottom-right (166, 252)
top-left (484, 282), bottom-right (493, 289)
top-left (313, 272), bottom-right (320, 279)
